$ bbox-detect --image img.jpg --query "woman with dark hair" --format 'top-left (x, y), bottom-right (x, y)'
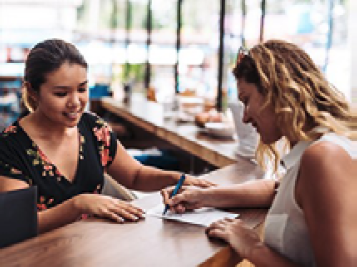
top-left (0, 39), bottom-right (213, 234)
top-left (162, 40), bottom-right (356, 266)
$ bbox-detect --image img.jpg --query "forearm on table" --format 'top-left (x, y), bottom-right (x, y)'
top-left (130, 165), bottom-right (180, 191)
top-left (38, 197), bottom-right (81, 234)
top-left (203, 179), bottom-right (276, 208)
top-left (247, 242), bottom-right (301, 267)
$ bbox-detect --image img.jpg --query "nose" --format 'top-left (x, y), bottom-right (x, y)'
top-left (242, 106), bottom-right (252, 124)
top-left (67, 93), bottom-right (81, 108)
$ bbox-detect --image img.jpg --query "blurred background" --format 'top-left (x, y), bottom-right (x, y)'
top-left (0, 0), bottom-right (355, 131)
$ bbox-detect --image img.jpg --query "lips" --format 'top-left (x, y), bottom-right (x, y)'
top-left (63, 111), bottom-right (81, 120)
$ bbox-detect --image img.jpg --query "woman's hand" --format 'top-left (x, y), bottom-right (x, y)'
top-left (73, 194), bottom-right (145, 223)
top-left (206, 218), bottom-right (262, 259)
top-left (161, 186), bottom-right (210, 213)
top-left (184, 175), bottom-right (216, 188)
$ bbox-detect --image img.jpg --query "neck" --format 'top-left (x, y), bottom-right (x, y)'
top-left (288, 121), bottom-right (317, 148)
top-left (23, 111), bottom-right (77, 140)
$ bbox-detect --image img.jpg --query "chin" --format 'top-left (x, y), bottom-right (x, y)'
top-left (68, 118), bottom-right (82, 127)
top-left (64, 112), bottom-right (83, 126)
top-left (67, 122), bottom-right (79, 128)
top-left (260, 134), bottom-right (280, 145)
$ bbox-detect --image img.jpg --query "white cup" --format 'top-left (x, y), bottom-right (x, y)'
top-left (228, 100), bottom-right (259, 159)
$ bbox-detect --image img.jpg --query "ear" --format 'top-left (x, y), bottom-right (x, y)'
top-left (23, 81), bottom-right (38, 101)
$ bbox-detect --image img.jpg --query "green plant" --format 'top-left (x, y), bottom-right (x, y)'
top-left (122, 63), bottom-right (145, 84)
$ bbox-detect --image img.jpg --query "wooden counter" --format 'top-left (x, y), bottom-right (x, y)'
top-left (0, 163), bottom-right (267, 267)
top-left (101, 96), bottom-right (240, 168)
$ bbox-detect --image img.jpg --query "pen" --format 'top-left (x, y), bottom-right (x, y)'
top-left (163, 173), bottom-right (186, 215)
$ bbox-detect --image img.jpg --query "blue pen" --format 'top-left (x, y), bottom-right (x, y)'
top-left (163, 174), bottom-right (186, 215)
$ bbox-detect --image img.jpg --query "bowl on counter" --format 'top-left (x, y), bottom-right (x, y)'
top-left (205, 122), bottom-right (235, 138)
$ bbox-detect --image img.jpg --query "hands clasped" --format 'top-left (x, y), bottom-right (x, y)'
top-left (74, 194), bottom-right (144, 223)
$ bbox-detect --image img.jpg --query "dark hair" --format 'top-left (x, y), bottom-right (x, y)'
top-left (23, 39), bottom-right (88, 111)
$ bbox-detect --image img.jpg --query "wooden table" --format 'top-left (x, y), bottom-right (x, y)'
top-left (101, 96), bottom-right (238, 168)
top-left (0, 161), bottom-right (267, 267)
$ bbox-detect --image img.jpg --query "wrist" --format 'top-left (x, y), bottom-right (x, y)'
top-left (202, 187), bottom-right (233, 208)
top-left (246, 241), bottom-right (271, 266)
top-left (174, 172), bottom-right (188, 185)
top-left (72, 194), bottom-right (85, 214)
top-left (198, 188), bottom-right (216, 207)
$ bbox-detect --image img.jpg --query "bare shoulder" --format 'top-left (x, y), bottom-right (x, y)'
top-left (297, 141), bottom-right (357, 266)
top-left (299, 140), bottom-right (354, 193)
top-left (301, 140), bottom-right (352, 169)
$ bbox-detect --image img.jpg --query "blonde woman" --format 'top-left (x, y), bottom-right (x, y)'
top-left (162, 40), bottom-right (356, 266)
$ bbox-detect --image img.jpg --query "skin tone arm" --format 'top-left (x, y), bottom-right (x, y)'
top-left (0, 177), bottom-right (144, 234)
top-left (207, 142), bottom-right (356, 267)
top-left (107, 140), bottom-right (215, 191)
top-left (297, 142), bottom-right (357, 266)
top-left (161, 179), bottom-right (277, 213)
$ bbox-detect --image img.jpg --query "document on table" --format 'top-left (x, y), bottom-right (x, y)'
top-left (146, 204), bottom-right (239, 227)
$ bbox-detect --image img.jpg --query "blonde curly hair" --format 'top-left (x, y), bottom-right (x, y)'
top-left (233, 39), bottom-right (356, 171)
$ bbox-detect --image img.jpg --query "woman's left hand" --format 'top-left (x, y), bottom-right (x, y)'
top-left (183, 175), bottom-right (216, 188)
top-left (206, 218), bottom-right (262, 259)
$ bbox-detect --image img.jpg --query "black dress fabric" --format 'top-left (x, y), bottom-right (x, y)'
top-left (0, 112), bottom-right (117, 210)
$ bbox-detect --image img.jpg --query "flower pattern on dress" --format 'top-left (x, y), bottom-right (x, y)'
top-left (0, 113), bottom-right (109, 215)
top-left (37, 196), bottom-right (54, 211)
top-left (10, 167), bottom-right (22, 175)
top-left (2, 125), bottom-right (17, 136)
top-left (93, 124), bottom-right (111, 147)
top-left (0, 161), bottom-right (33, 186)
top-left (79, 134), bottom-right (85, 160)
top-left (100, 147), bottom-right (111, 167)
top-left (27, 145), bottom-right (55, 177)
top-left (93, 119), bottom-right (113, 167)
top-left (26, 133), bottom-right (85, 178)
top-left (93, 184), bottom-right (101, 194)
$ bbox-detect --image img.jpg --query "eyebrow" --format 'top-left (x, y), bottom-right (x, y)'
top-left (52, 80), bottom-right (88, 90)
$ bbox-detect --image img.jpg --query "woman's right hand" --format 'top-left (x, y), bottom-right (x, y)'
top-left (161, 186), bottom-right (209, 214)
top-left (73, 194), bottom-right (145, 223)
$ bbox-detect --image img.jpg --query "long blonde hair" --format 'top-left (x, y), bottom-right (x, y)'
top-left (233, 40), bottom-right (356, 171)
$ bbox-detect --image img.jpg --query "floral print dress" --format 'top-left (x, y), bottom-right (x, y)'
top-left (0, 112), bottom-right (117, 211)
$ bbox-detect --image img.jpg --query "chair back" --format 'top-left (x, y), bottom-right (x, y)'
top-left (0, 186), bottom-right (38, 248)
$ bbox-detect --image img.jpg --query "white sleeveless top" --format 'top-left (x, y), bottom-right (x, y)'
top-left (263, 133), bottom-right (356, 266)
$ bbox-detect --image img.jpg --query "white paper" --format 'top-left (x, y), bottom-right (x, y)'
top-left (146, 204), bottom-right (239, 227)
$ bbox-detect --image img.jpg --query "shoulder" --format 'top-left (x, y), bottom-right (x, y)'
top-left (81, 111), bottom-right (101, 124)
top-left (80, 112), bottom-right (110, 134)
top-left (0, 125), bottom-right (23, 167)
top-left (80, 112), bottom-right (115, 147)
top-left (1, 124), bottom-right (20, 137)
top-left (0, 124), bottom-right (20, 147)
top-left (301, 140), bottom-right (352, 169)
top-left (298, 140), bottom-right (354, 199)
top-left (81, 112), bottom-right (109, 128)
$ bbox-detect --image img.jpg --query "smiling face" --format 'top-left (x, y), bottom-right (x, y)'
top-left (237, 78), bottom-right (282, 144)
top-left (32, 62), bottom-right (88, 129)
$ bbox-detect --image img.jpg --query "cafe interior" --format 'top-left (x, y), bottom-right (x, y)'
top-left (0, 0), bottom-right (356, 266)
